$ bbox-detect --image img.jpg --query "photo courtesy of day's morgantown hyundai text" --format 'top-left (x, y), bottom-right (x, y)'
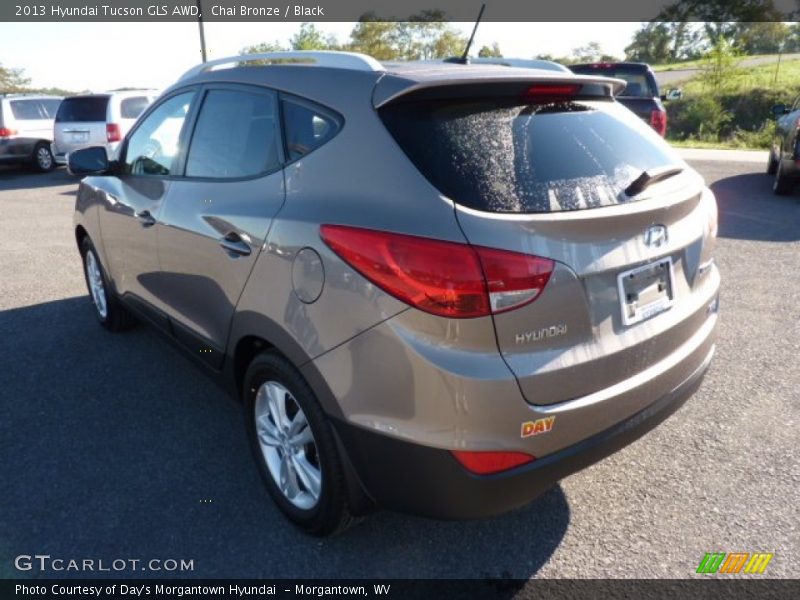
top-left (69, 50), bottom-right (720, 535)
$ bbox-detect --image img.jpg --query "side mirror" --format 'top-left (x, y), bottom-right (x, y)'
top-left (662, 88), bottom-right (682, 101)
top-left (771, 104), bottom-right (789, 117)
top-left (67, 146), bottom-right (110, 176)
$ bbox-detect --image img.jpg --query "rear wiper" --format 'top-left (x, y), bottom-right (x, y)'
top-left (624, 166), bottom-right (684, 197)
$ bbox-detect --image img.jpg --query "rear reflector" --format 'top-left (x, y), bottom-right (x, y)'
top-left (0, 127), bottom-right (17, 137)
top-left (106, 123), bottom-right (122, 142)
top-left (320, 225), bottom-right (553, 319)
top-left (451, 450), bottom-right (535, 474)
top-left (522, 84), bottom-right (581, 102)
top-left (650, 109), bottom-right (667, 137)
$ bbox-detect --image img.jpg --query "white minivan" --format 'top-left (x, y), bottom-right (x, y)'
top-left (0, 94), bottom-right (63, 171)
top-left (53, 90), bottom-right (157, 165)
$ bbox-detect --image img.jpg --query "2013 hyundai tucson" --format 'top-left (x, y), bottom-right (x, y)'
top-left (70, 51), bottom-right (720, 535)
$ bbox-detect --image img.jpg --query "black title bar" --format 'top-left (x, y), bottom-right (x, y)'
top-left (2, 0), bottom-right (799, 22)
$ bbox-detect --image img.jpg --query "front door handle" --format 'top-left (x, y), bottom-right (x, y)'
top-left (135, 209), bottom-right (156, 227)
top-left (219, 232), bottom-right (252, 257)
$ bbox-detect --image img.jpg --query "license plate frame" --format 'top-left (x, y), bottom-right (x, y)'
top-left (617, 257), bottom-right (675, 326)
top-left (69, 132), bottom-right (89, 143)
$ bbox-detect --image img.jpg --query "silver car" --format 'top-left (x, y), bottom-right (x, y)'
top-left (70, 51), bottom-right (720, 535)
top-left (0, 94), bottom-right (62, 171)
top-left (53, 90), bottom-right (157, 165)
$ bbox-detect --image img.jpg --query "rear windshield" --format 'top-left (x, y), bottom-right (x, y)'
top-left (570, 65), bottom-right (657, 98)
top-left (56, 96), bottom-right (109, 122)
top-left (380, 98), bottom-right (681, 213)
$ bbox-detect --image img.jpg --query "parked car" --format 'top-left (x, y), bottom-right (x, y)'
top-left (52, 90), bottom-right (157, 165)
top-left (768, 99), bottom-right (800, 194)
top-left (0, 94), bottom-right (62, 171)
top-left (569, 62), bottom-right (675, 137)
top-left (70, 51), bottom-right (720, 535)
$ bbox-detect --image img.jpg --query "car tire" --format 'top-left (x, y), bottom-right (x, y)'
top-left (32, 142), bottom-right (55, 172)
top-left (773, 158), bottom-right (793, 196)
top-left (79, 237), bottom-right (135, 331)
top-left (244, 351), bottom-right (358, 536)
top-left (766, 148), bottom-right (778, 175)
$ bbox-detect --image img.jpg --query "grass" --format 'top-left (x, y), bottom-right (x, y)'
top-left (679, 58), bottom-right (800, 95)
top-left (668, 138), bottom-right (766, 151)
top-left (652, 53), bottom-right (784, 71)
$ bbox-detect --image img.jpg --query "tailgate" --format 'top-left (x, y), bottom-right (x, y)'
top-left (379, 86), bottom-right (718, 406)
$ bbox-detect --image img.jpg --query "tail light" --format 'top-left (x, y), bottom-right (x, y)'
top-left (106, 123), bottom-right (122, 142)
top-left (0, 127), bottom-right (18, 137)
top-left (451, 450), bottom-right (535, 474)
top-left (650, 109), bottom-right (667, 136)
top-left (319, 225), bottom-right (554, 319)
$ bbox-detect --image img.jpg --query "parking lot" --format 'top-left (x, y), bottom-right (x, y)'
top-left (1, 154), bottom-right (798, 579)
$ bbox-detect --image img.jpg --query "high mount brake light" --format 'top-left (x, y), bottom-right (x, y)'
top-left (319, 225), bottom-right (554, 319)
top-left (522, 84), bottom-right (581, 102)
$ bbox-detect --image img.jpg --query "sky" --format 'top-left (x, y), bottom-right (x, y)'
top-left (0, 22), bottom-right (641, 91)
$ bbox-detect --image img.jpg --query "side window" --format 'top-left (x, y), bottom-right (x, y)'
top-left (120, 96), bottom-right (150, 119)
top-left (185, 89), bottom-right (280, 179)
top-left (9, 100), bottom-right (44, 120)
top-left (281, 98), bottom-right (341, 161)
top-left (40, 99), bottom-right (62, 119)
top-left (123, 92), bottom-right (193, 177)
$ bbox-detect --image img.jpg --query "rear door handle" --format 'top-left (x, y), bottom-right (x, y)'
top-left (219, 232), bottom-right (251, 257)
top-left (135, 210), bottom-right (156, 227)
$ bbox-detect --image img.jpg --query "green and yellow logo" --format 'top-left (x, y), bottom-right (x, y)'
top-left (696, 552), bottom-right (773, 574)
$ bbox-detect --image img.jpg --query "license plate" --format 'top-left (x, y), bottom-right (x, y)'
top-left (69, 132), bottom-right (89, 143)
top-left (617, 258), bottom-right (674, 326)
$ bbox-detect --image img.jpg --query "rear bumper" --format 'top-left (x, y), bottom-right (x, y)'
top-left (333, 345), bottom-right (713, 520)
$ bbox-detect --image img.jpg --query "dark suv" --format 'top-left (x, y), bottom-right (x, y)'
top-left (69, 51), bottom-right (719, 535)
top-left (570, 62), bottom-right (667, 136)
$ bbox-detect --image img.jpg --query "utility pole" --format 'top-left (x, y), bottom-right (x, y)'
top-left (196, 0), bottom-right (207, 63)
top-left (774, 40), bottom-right (784, 86)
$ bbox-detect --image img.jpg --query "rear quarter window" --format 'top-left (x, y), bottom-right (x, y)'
top-left (281, 98), bottom-right (341, 161)
top-left (380, 98), bottom-right (681, 213)
top-left (56, 96), bottom-right (109, 122)
top-left (120, 96), bottom-right (150, 119)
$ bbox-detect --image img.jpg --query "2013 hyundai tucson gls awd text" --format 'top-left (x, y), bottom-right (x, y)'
top-left (69, 51), bottom-right (720, 535)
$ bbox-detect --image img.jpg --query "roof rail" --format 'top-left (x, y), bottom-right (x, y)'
top-left (179, 51), bottom-right (384, 81)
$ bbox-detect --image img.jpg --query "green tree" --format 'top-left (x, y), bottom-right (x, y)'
top-left (700, 37), bottom-right (743, 92)
top-left (478, 42), bottom-right (503, 58)
top-left (347, 16), bottom-right (398, 60)
top-left (290, 22), bottom-right (339, 51)
top-left (734, 22), bottom-right (788, 54)
top-left (240, 41), bottom-right (286, 54)
top-left (0, 63), bottom-right (30, 93)
top-left (571, 41), bottom-right (604, 63)
top-left (346, 12), bottom-right (466, 60)
top-left (625, 22), bottom-right (704, 63)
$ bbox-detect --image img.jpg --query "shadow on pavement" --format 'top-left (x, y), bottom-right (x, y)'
top-left (0, 166), bottom-right (78, 192)
top-left (1, 296), bottom-right (569, 580)
top-left (710, 172), bottom-right (800, 242)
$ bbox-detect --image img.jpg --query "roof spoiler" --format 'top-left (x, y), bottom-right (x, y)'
top-left (373, 73), bottom-right (627, 108)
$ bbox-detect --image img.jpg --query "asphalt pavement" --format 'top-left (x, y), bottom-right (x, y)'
top-left (0, 152), bottom-right (797, 579)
